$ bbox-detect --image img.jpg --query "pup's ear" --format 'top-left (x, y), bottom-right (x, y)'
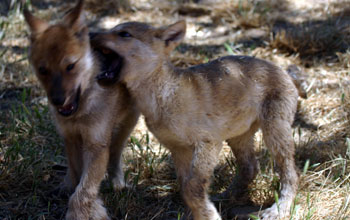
top-left (63, 0), bottom-right (87, 38)
top-left (159, 21), bottom-right (186, 51)
top-left (23, 9), bottom-right (49, 37)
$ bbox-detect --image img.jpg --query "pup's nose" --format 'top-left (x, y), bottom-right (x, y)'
top-left (50, 75), bottom-right (65, 106)
top-left (51, 95), bottom-right (66, 106)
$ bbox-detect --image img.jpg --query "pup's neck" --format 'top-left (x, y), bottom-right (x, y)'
top-left (126, 60), bottom-right (180, 120)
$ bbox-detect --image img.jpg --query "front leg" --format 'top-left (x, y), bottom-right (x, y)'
top-left (108, 129), bottom-right (129, 190)
top-left (108, 110), bottom-right (139, 190)
top-left (65, 143), bottom-right (110, 220)
top-left (50, 138), bottom-right (83, 198)
top-left (64, 140), bottom-right (84, 193)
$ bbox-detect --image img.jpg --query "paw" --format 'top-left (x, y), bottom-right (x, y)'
top-left (212, 175), bottom-right (252, 204)
top-left (212, 187), bottom-right (250, 205)
top-left (65, 209), bottom-right (89, 220)
top-left (258, 203), bottom-right (290, 220)
top-left (211, 211), bottom-right (222, 220)
top-left (192, 202), bottom-right (222, 220)
top-left (260, 207), bottom-right (279, 220)
top-left (90, 198), bottom-right (111, 220)
top-left (66, 193), bottom-right (90, 220)
top-left (112, 176), bottom-right (131, 191)
top-left (66, 198), bottom-right (110, 220)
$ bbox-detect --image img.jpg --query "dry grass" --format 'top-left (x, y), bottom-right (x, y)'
top-left (1, 0), bottom-right (350, 219)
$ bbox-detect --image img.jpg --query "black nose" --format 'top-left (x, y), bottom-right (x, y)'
top-left (50, 75), bottom-right (65, 106)
top-left (51, 95), bottom-right (66, 106)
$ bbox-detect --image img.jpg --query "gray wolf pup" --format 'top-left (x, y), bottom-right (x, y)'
top-left (93, 21), bottom-right (299, 220)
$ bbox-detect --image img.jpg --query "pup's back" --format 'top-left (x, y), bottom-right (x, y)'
top-left (176, 55), bottom-right (297, 124)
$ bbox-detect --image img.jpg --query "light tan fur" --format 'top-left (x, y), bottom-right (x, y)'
top-left (93, 20), bottom-right (299, 220)
top-left (24, 1), bottom-right (139, 219)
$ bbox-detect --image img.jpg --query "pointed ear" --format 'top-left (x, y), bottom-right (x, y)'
top-left (62, 0), bottom-right (87, 37)
top-left (159, 21), bottom-right (186, 49)
top-left (23, 9), bottom-right (49, 36)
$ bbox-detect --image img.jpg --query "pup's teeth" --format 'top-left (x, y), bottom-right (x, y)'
top-left (100, 71), bottom-right (109, 77)
top-left (58, 104), bottom-right (74, 113)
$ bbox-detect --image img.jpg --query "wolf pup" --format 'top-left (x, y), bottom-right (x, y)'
top-left (93, 21), bottom-right (300, 220)
top-left (24, 1), bottom-right (139, 219)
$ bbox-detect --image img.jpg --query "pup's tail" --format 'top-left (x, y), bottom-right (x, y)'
top-left (286, 64), bottom-right (308, 99)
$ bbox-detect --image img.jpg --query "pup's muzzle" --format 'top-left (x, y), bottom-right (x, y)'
top-left (91, 33), bottom-right (124, 86)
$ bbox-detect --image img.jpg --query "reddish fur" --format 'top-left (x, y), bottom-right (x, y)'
top-left (24, 1), bottom-right (139, 220)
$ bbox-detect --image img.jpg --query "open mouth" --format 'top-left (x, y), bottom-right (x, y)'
top-left (94, 47), bottom-right (123, 86)
top-left (57, 87), bottom-right (80, 117)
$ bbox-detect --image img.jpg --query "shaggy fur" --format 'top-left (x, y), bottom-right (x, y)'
top-left (93, 20), bottom-right (299, 220)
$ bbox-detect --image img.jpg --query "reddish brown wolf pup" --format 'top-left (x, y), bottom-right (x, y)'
top-left (93, 21), bottom-right (299, 220)
top-left (24, 1), bottom-right (139, 219)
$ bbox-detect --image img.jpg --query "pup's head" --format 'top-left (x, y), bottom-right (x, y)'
top-left (24, 0), bottom-right (93, 117)
top-left (91, 21), bottom-right (186, 84)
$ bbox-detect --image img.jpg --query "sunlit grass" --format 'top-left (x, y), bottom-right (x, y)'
top-left (1, 0), bottom-right (350, 219)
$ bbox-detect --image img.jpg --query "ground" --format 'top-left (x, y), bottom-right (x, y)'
top-left (1, 0), bottom-right (350, 219)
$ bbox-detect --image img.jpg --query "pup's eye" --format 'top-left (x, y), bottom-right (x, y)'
top-left (66, 63), bottom-right (75, 72)
top-left (38, 66), bottom-right (49, 75)
top-left (118, 31), bottom-right (132, 38)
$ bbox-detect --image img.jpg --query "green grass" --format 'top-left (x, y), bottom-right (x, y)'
top-left (0, 89), bottom-right (66, 219)
top-left (1, 0), bottom-right (350, 219)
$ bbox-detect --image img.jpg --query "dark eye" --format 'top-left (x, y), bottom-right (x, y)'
top-left (118, 31), bottom-right (132, 38)
top-left (66, 63), bottom-right (75, 72)
top-left (38, 66), bottom-right (49, 75)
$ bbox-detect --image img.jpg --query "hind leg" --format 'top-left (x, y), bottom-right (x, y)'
top-left (223, 124), bottom-right (259, 201)
top-left (260, 118), bottom-right (298, 219)
top-left (171, 141), bottom-right (223, 220)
